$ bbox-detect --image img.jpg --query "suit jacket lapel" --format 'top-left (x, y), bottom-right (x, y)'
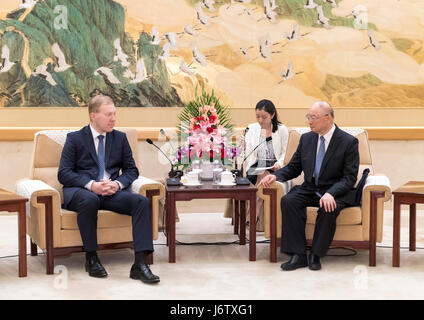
top-left (308, 133), bottom-right (319, 179)
top-left (105, 131), bottom-right (113, 168)
top-left (318, 125), bottom-right (341, 178)
top-left (83, 125), bottom-right (99, 165)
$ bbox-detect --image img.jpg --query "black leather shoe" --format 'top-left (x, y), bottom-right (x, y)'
top-left (280, 254), bottom-right (308, 271)
top-left (85, 255), bottom-right (108, 278)
top-left (130, 263), bottom-right (160, 284)
top-left (308, 253), bottom-right (322, 271)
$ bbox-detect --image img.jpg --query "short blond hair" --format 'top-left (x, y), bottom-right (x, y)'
top-left (88, 95), bottom-right (115, 114)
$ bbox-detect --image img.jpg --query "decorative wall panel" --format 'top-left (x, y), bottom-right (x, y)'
top-left (0, 0), bottom-right (423, 108)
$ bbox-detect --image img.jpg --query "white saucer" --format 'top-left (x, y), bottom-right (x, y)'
top-left (183, 182), bottom-right (202, 186)
top-left (218, 182), bottom-right (236, 186)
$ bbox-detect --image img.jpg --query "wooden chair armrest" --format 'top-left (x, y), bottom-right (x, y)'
top-left (361, 175), bottom-right (391, 243)
top-left (16, 179), bottom-right (61, 250)
top-left (362, 175), bottom-right (391, 202)
top-left (130, 176), bottom-right (165, 240)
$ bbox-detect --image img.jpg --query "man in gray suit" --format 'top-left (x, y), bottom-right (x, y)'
top-left (260, 102), bottom-right (359, 271)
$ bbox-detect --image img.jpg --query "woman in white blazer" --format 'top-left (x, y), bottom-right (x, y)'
top-left (245, 99), bottom-right (289, 185)
top-left (244, 99), bottom-right (289, 230)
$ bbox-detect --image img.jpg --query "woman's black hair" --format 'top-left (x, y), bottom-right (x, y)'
top-left (255, 99), bottom-right (282, 133)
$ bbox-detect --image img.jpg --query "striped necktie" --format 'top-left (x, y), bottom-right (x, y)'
top-left (97, 135), bottom-right (105, 182)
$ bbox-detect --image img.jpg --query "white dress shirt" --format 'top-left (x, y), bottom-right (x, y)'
top-left (316, 124), bottom-right (336, 154)
top-left (85, 124), bottom-right (122, 191)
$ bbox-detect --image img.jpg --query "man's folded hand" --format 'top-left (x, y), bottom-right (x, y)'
top-left (91, 180), bottom-right (119, 196)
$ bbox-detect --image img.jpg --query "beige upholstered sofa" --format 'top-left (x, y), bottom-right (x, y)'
top-left (16, 128), bottom-right (165, 274)
top-left (258, 128), bottom-right (391, 265)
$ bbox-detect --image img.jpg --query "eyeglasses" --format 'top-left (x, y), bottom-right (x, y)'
top-left (305, 114), bottom-right (329, 122)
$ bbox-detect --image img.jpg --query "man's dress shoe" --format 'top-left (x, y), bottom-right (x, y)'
top-left (85, 255), bottom-right (108, 278)
top-left (308, 253), bottom-right (322, 271)
top-left (130, 263), bottom-right (160, 284)
top-left (280, 254), bottom-right (308, 271)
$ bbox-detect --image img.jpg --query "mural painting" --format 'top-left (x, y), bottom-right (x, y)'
top-left (0, 0), bottom-right (423, 108)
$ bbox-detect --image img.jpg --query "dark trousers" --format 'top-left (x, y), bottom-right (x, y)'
top-left (68, 188), bottom-right (154, 253)
top-left (280, 185), bottom-right (350, 257)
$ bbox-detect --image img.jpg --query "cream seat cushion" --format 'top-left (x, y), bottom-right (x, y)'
top-left (306, 206), bottom-right (362, 226)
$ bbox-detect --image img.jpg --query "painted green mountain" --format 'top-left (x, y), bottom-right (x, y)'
top-left (0, 0), bottom-right (183, 107)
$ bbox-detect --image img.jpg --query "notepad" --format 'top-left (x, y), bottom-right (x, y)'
top-left (254, 166), bottom-right (274, 172)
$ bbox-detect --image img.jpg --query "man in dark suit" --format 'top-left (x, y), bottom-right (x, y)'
top-left (260, 101), bottom-right (359, 271)
top-left (58, 94), bottom-right (160, 284)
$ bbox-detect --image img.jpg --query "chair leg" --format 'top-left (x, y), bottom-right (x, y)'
top-left (263, 188), bottom-right (278, 262)
top-left (271, 238), bottom-right (277, 263)
top-left (46, 248), bottom-right (54, 275)
top-left (369, 190), bottom-right (385, 267)
top-left (36, 195), bottom-right (54, 274)
top-left (30, 239), bottom-right (38, 256)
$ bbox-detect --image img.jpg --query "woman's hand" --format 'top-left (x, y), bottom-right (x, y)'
top-left (271, 163), bottom-right (281, 171)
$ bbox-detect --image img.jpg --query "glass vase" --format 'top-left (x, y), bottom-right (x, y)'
top-left (200, 160), bottom-right (214, 180)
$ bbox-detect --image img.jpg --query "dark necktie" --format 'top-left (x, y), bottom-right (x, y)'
top-left (314, 136), bottom-right (325, 186)
top-left (97, 135), bottom-right (105, 182)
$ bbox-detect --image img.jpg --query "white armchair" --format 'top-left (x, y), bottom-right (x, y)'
top-left (16, 128), bottom-right (165, 274)
top-left (258, 128), bottom-right (391, 265)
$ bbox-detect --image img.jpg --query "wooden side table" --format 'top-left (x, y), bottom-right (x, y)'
top-left (392, 181), bottom-right (424, 267)
top-left (0, 188), bottom-right (28, 277)
top-left (165, 181), bottom-right (257, 263)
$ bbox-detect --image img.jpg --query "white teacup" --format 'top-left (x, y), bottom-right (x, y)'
top-left (192, 168), bottom-right (202, 174)
top-left (220, 170), bottom-right (236, 185)
top-left (186, 171), bottom-right (199, 184)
